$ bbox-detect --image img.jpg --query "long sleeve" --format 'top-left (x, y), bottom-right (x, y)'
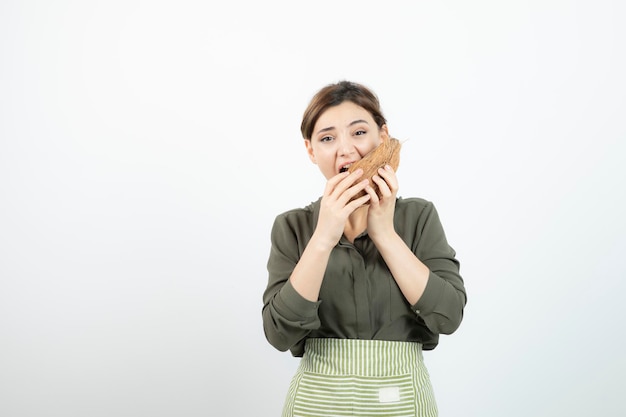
top-left (262, 210), bottom-right (321, 356)
top-left (402, 201), bottom-right (467, 335)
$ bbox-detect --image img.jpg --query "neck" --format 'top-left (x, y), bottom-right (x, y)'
top-left (344, 206), bottom-right (368, 243)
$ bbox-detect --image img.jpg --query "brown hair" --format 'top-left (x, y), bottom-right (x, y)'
top-left (300, 81), bottom-right (387, 140)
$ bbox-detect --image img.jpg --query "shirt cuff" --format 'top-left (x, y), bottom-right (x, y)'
top-left (412, 270), bottom-right (445, 316)
top-left (276, 279), bottom-right (322, 320)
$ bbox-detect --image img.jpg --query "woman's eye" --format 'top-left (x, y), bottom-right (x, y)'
top-left (320, 136), bottom-right (333, 142)
top-left (355, 130), bottom-right (366, 136)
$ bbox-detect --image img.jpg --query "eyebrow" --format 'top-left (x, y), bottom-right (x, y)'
top-left (315, 119), bottom-right (370, 136)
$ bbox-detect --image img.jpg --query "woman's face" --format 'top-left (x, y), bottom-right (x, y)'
top-left (305, 101), bottom-right (387, 180)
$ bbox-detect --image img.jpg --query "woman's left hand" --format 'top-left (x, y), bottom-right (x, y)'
top-left (365, 164), bottom-right (399, 242)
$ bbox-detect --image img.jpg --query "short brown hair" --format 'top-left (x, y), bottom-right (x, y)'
top-left (300, 81), bottom-right (387, 140)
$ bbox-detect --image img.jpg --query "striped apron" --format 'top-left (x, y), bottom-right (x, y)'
top-left (282, 338), bottom-right (438, 417)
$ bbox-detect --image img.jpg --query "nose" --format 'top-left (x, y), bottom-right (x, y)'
top-left (337, 134), bottom-right (355, 157)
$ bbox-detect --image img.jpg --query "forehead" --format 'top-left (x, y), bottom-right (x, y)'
top-left (314, 101), bottom-right (374, 130)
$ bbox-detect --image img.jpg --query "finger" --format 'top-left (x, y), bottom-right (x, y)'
top-left (323, 170), bottom-right (352, 196)
top-left (337, 178), bottom-right (370, 205)
top-left (372, 174), bottom-right (392, 198)
top-left (377, 164), bottom-right (397, 182)
top-left (364, 184), bottom-right (380, 206)
top-left (344, 193), bottom-right (371, 212)
top-left (376, 166), bottom-right (399, 193)
top-left (330, 169), bottom-right (366, 199)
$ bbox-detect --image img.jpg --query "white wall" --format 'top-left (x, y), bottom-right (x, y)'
top-left (1, 1), bottom-right (624, 416)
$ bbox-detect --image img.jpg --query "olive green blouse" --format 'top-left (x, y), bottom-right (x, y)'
top-left (262, 197), bottom-right (466, 357)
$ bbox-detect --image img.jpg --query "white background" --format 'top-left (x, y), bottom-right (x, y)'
top-left (1, 1), bottom-right (625, 416)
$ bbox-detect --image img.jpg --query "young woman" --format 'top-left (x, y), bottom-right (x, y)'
top-left (262, 81), bottom-right (467, 417)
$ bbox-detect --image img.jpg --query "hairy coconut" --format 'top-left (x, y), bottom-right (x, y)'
top-left (348, 134), bottom-right (401, 201)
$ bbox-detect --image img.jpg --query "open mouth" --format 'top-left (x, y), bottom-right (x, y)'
top-left (339, 163), bottom-right (352, 173)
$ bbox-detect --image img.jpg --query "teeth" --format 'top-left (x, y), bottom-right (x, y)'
top-left (340, 163), bottom-right (352, 173)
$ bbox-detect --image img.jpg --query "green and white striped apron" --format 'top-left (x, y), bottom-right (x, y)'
top-left (282, 338), bottom-right (438, 417)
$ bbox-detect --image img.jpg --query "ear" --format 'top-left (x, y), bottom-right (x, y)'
top-left (304, 139), bottom-right (317, 164)
top-left (380, 124), bottom-right (390, 143)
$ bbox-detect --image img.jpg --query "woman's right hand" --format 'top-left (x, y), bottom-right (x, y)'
top-left (313, 168), bottom-right (371, 249)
